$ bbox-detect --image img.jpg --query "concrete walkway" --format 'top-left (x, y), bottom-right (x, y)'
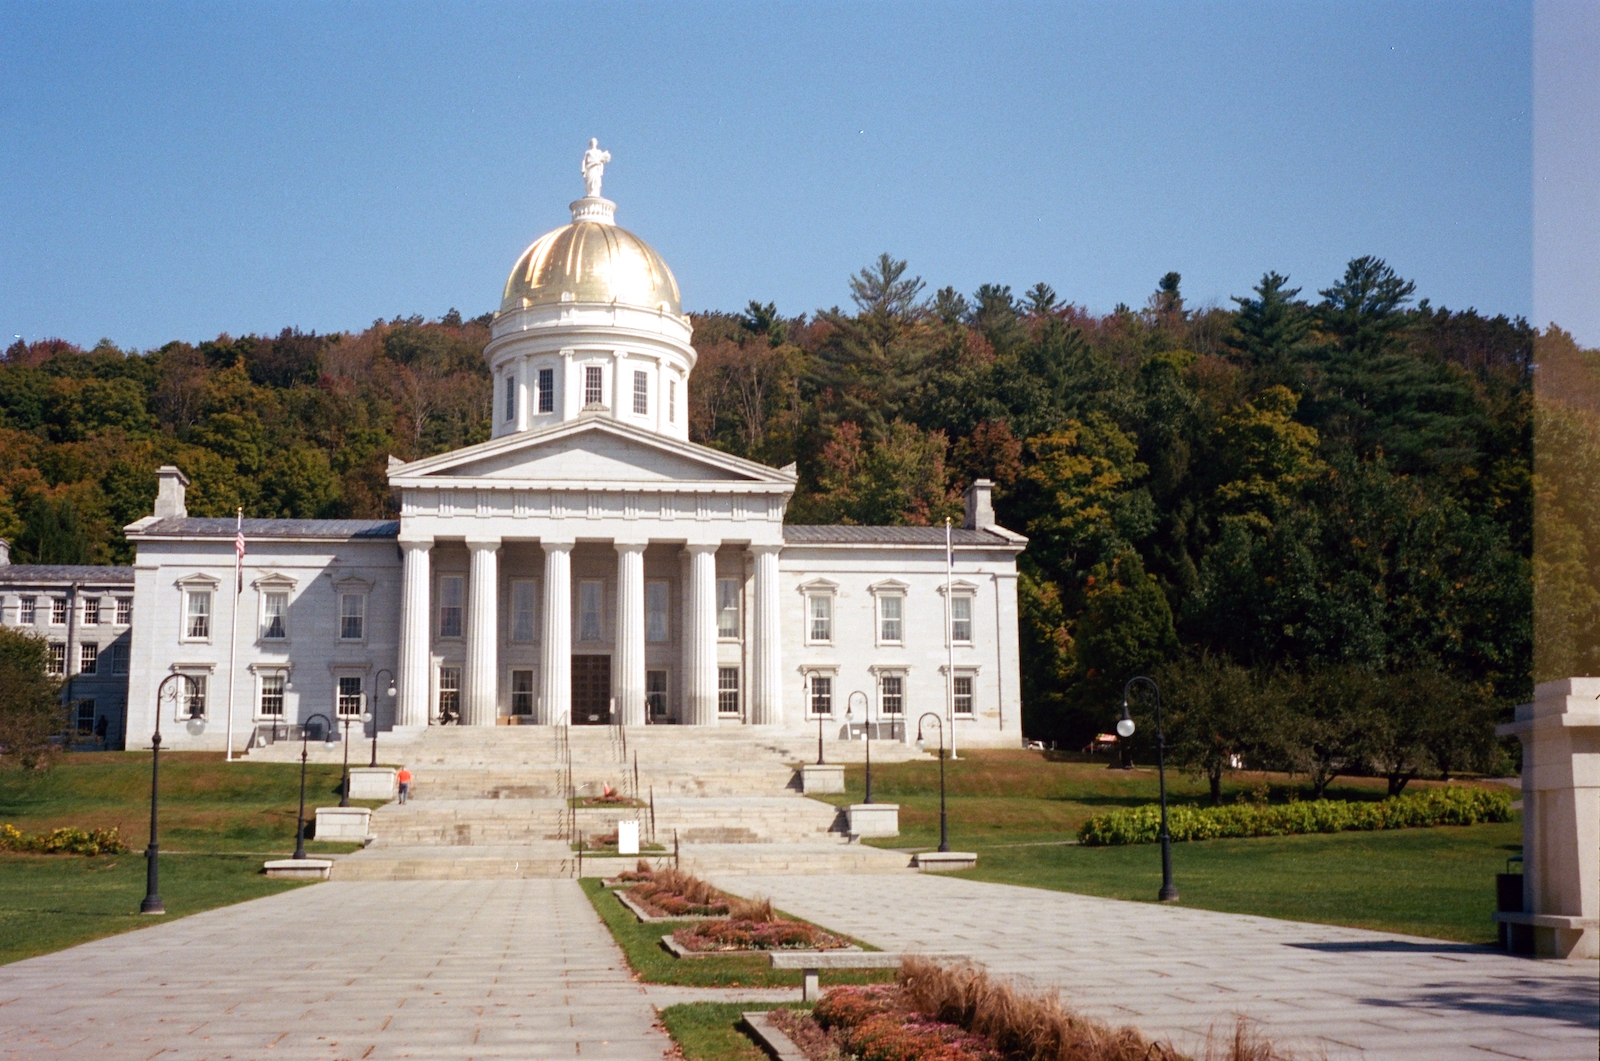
top-left (711, 872), bottom-right (1600, 1061)
top-left (0, 880), bottom-right (674, 1060)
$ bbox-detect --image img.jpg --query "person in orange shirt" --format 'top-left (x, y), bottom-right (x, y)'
top-left (396, 766), bottom-right (412, 804)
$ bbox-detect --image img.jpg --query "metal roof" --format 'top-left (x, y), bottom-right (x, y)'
top-left (132, 518), bottom-right (400, 540)
top-left (0, 565), bottom-right (135, 584)
top-left (782, 525), bottom-right (1018, 546)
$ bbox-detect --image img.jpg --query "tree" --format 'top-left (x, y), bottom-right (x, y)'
top-left (1273, 665), bottom-right (1376, 798)
top-left (1227, 272), bottom-right (1314, 391)
top-left (12, 495), bottom-right (91, 565)
top-left (1157, 654), bottom-right (1267, 804)
top-left (0, 628), bottom-right (65, 769)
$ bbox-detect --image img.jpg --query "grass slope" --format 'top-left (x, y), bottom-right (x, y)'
top-left (824, 750), bottom-right (1517, 943)
top-left (658, 1003), bottom-right (806, 1061)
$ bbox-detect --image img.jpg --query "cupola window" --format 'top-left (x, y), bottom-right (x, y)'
top-left (538, 369), bottom-right (555, 413)
top-left (585, 366), bottom-right (603, 405)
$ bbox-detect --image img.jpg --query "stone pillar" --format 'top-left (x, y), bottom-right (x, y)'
top-left (396, 540), bottom-right (432, 728)
top-left (515, 355), bottom-right (531, 432)
top-left (463, 539), bottom-right (499, 727)
top-left (615, 541), bottom-right (647, 727)
top-left (751, 544), bottom-right (782, 725)
top-left (541, 539), bottom-right (573, 725)
top-left (685, 543), bottom-right (719, 726)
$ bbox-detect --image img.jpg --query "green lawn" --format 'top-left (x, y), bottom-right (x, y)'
top-left (823, 750), bottom-right (1518, 943)
top-left (580, 878), bottom-right (892, 989)
top-left (658, 1003), bottom-right (807, 1061)
top-left (0, 751), bottom-right (383, 964)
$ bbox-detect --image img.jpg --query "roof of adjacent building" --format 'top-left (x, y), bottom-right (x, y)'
top-left (782, 525), bottom-right (1022, 546)
top-left (0, 565), bottom-right (136, 584)
top-left (130, 518), bottom-right (401, 539)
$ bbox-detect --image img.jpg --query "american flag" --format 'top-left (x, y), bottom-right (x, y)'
top-left (234, 510), bottom-right (245, 591)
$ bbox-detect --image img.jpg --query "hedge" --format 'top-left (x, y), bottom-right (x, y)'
top-left (0, 824), bottom-right (128, 856)
top-left (1076, 786), bottom-right (1513, 846)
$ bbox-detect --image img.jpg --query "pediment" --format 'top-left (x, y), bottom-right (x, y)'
top-left (389, 418), bottom-right (795, 488)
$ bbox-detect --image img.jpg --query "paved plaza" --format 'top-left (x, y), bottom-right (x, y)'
top-left (711, 872), bottom-right (1600, 1061)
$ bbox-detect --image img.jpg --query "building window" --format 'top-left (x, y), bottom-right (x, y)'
top-left (19, 596), bottom-right (35, 624)
top-left (263, 591), bottom-right (288, 640)
top-left (340, 592), bottom-right (366, 641)
top-left (718, 667), bottom-right (740, 715)
top-left (116, 597), bottom-right (132, 624)
top-left (47, 642), bottom-right (65, 676)
top-left (809, 674), bottom-right (833, 717)
top-left (438, 666), bottom-right (461, 723)
top-left (504, 374), bottom-right (516, 422)
top-left (337, 675), bottom-right (363, 717)
top-left (646, 669), bottom-right (668, 716)
top-left (511, 669), bottom-right (535, 716)
top-left (633, 370), bottom-right (648, 415)
top-left (585, 365), bottom-right (603, 405)
top-left (881, 675), bottom-right (904, 715)
top-left (953, 675), bottom-right (974, 715)
top-left (51, 597), bottom-right (68, 625)
top-left (879, 595), bottom-right (903, 643)
top-left (669, 379), bottom-right (677, 422)
top-left (538, 368), bottom-right (554, 413)
top-left (185, 590), bottom-right (211, 639)
top-left (511, 580), bottom-right (537, 642)
top-left (808, 594), bottom-right (832, 644)
top-left (259, 674), bottom-right (285, 717)
top-left (75, 699), bottom-right (96, 737)
top-left (109, 641), bottom-right (129, 675)
top-left (646, 581), bottom-right (669, 642)
top-left (717, 578), bottom-right (739, 638)
top-left (79, 643), bottom-right (98, 675)
top-left (182, 675), bottom-right (207, 718)
top-left (83, 598), bottom-right (100, 625)
top-left (439, 577), bottom-right (464, 638)
top-left (578, 580), bottom-right (603, 642)
top-left (950, 596), bottom-right (972, 643)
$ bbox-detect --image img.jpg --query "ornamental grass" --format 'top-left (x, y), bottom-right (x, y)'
top-left (0, 824), bottom-right (127, 856)
top-left (626, 866), bottom-right (731, 917)
top-left (671, 907), bottom-right (847, 952)
top-left (1077, 785), bottom-right (1511, 846)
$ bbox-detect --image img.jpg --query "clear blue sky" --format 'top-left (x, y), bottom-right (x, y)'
top-left (2, 1), bottom-right (1539, 352)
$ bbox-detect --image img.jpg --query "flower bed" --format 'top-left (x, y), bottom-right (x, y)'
top-left (670, 915), bottom-right (849, 953)
top-left (626, 866), bottom-right (731, 917)
top-left (1077, 785), bottom-right (1512, 847)
top-left (0, 824), bottom-right (126, 856)
top-left (763, 959), bottom-right (1284, 1061)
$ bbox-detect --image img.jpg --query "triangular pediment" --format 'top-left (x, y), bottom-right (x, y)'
top-left (388, 417), bottom-right (795, 487)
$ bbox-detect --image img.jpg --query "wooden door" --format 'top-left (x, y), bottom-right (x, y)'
top-left (571, 655), bottom-right (612, 724)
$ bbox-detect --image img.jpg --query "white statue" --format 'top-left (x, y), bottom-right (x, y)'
top-left (581, 138), bottom-right (611, 199)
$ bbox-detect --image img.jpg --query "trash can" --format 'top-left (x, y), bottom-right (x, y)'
top-left (1497, 856), bottom-right (1533, 954)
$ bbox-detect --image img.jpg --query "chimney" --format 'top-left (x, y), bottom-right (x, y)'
top-left (0, 538), bottom-right (9, 566)
top-left (154, 466), bottom-right (190, 519)
top-left (962, 479), bottom-right (995, 530)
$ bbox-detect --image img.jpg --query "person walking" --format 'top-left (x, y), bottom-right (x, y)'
top-left (396, 766), bottom-right (412, 804)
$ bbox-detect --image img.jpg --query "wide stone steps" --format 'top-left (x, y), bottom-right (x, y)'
top-left (327, 841), bottom-right (909, 880)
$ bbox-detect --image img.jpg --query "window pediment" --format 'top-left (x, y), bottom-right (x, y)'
top-left (175, 573), bottom-right (220, 589)
top-left (252, 573), bottom-right (297, 591)
top-left (797, 578), bottom-right (838, 595)
top-left (868, 579), bottom-right (908, 596)
top-left (936, 579), bottom-right (980, 597)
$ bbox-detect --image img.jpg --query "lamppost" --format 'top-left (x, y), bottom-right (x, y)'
top-left (369, 670), bottom-right (395, 767)
top-left (337, 710), bottom-right (371, 808)
top-left (846, 691), bottom-right (872, 804)
top-left (1120, 676), bottom-right (1178, 903)
top-left (293, 713), bottom-right (339, 860)
top-left (915, 712), bottom-right (949, 853)
top-left (141, 673), bottom-right (199, 916)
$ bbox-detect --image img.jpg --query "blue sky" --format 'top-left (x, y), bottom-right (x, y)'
top-left (2, 2), bottom-right (1543, 351)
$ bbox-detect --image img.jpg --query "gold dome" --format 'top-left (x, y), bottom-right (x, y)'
top-left (500, 220), bottom-right (682, 316)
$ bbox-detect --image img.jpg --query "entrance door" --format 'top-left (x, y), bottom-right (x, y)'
top-left (572, 655), bottom-right (612, 724)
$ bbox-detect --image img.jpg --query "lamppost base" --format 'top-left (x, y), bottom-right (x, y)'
top-left (139, 898), bottom-right (166, 915)
top-left (1158, 886), bottom-right (1179, 903)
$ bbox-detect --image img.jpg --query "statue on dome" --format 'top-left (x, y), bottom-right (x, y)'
top-left (581, 138), bottom-right (611, 199)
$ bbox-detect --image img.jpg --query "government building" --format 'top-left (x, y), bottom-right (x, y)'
top-left (101, 151), bottom-right (1027, 751)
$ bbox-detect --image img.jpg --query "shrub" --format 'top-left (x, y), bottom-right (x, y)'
top-left (671, 916), bottom-right (847, 952)
top-left (1077, 785), bottom-right (1512, 846)
top-left (0, 824), bottom-right (127, 856)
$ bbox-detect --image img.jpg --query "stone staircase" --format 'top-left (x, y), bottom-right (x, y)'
top-left (274, 724), bottom-right (922, 879)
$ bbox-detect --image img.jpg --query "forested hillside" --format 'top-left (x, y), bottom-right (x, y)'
top-left (0, 256), bottom-right (1554, 748)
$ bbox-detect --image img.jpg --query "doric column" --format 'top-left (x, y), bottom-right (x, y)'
top-left (463, 539), bottom-right (499, 726)
top-left (615, 541), bottom-right (647, 727)
top-left (750, 544), bottom-right (782, 726)
top-left (397, 540), bottom-right (432, 727)
top-left (685, 543), bottom-right (719, 726)
top-left (541, 539), bottom-right (573, 725)
top-left (515, 355), bottom-right (531, 432)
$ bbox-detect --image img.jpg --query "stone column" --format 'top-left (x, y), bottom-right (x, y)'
top-left (396, 540), bottom-right (432, 728)
top-left (615, 541), bottom-right (647, 727)
top-left (685, 543), bottom-right (719, 726)
top-left (515, 355), bottom-right (531, 432)
top-left (541, 539), bottom-right (573, 725)
top-left (750, 544), bottom-right (782, 726)
top-left (463, 539), bottom-right (499, 726)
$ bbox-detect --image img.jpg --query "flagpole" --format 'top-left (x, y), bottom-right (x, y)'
top-left (946, 517), bottom-right (957, 761)
top-left (225, 507), bottom-right (243, 762)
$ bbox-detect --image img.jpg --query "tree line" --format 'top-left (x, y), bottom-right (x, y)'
top-left (2, 255), bottom-right (1568, 775)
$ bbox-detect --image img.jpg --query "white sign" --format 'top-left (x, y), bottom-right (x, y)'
top-left (617, 819), bottom-right (640, 856)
